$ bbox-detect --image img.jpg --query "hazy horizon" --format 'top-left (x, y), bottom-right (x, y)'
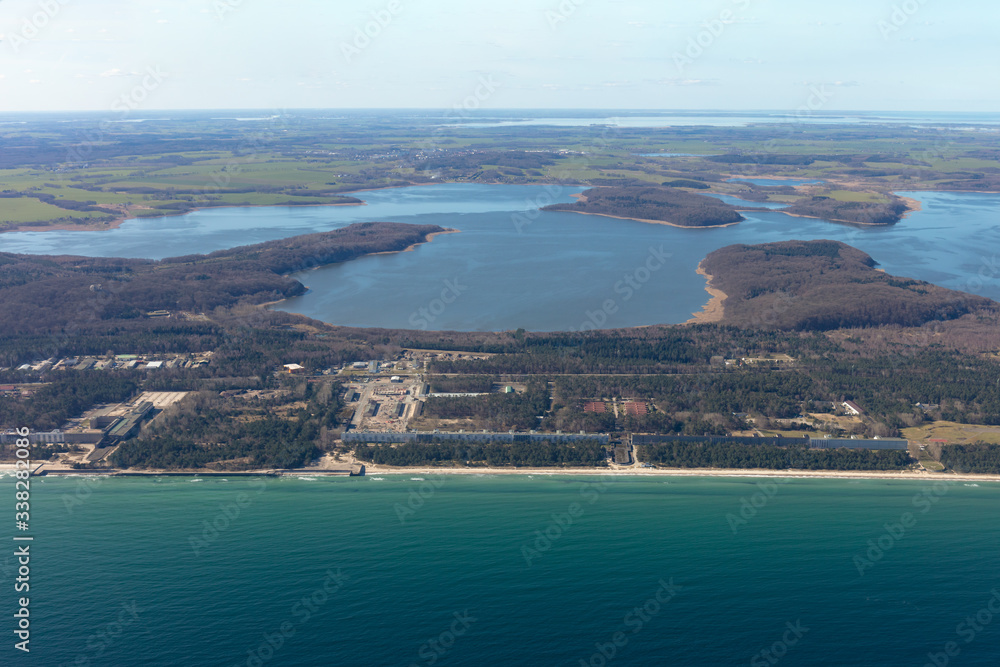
top-left (1, 0), bottom-right (997, 113)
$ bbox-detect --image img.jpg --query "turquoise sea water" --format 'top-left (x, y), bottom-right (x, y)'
top-left (4, 474), bottom-right (999, 666)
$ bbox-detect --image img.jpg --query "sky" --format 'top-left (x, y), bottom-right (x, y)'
top-left (0, 0), bottom-right (998, 112)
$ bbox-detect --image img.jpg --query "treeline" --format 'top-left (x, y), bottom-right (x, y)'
top-left (637, 443), bottom-right (911, 470)
top-left (555, 371), bottom-right (810, 419)
top-left (0, 191), bottom-right (117, 215)
top-left (0, 373), bottom-right (138, 431)
top-left (662, 179), bottom-right (710, 189)
top-left (427, 330), bottom-right (706, 375)
top-left (938, 444), bottom-right (1000, 474)
top-left (427, 375), bottom-right (497, 393)
top-left (543, 186), bottom-right (744, 227)
top-left (353, 441), bottom-right (608, 467)
top-left (415, 151), bottom-right (563, 172)
top-left (707, 154), bottom-right (817, 165)
top-left (111, 425), bottom-right (318, 470)
top-left (148, 194), bottom-right (361, 214)
top-left (701, 240), bottom-right (997, 330)
top-left (407, 325), bottom-right (839, 370)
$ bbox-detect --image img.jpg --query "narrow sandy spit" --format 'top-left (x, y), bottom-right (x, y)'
top-left (686, 261), bottom-right (727, 324)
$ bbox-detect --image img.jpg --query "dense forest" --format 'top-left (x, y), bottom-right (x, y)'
top-left (701, 240), bottom-right (998, 330)
top-left (0, 222), bottom-right (443, 363)
top-left (0, 372), bottom-right (138, 431)
top-left (109, 380), bottom-right (343, 469)
top-left (543, 349), bottom-right (1000, 437)
top-left (543, 186), bottom-right (745, 227)
top-left (707, 153), bottom-right (818, 166)
top-left (637, 443), bottom-right (911, 470)
top-left (937, 443), bottom-right (1000, 474)
top-left (785, 195), bottom-right (909, 225)
top-left (422, 380), bottom-right (550, 431)
top-left (354, 440), bottom-right (608, 467)
top-left (110, 426), bottom-right (319, 470)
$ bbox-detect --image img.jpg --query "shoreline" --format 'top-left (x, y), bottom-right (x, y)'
top-left (685, 261), bottom-right (727, 324)
top-left (267, 227), bottom-right (459, 304)
top-left (0, 186), bottom-right (938, 236)
top-left (763, 191), bottom-right (924, 227)
top-left (9, 185), bottom-right (998, 238)
top-left (778, 210), bottom-right (897, 226)
top-left (897, 195), bottom-right (923, 218)
top-left (0, 199), bottom-right (367, 235)
top-left (360, 465), bottom-right (1000, 482)
top-left (369, 228), bottom-right (460, 255)
top-left (558, 208), bottom-right (742, 229)
top-left (7, 463), bottom-right (998, 483)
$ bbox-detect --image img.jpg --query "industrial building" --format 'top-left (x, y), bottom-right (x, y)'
top-left (343, 430), bottom-right (610, 445)
top-left (632, 434), bottom-right (908, 451)
top-left (105, 401), bottom-right (155, 442)
top-left (0, 430), bottom-right (104, 445)
top-left (809, 437), bottom-right (908, 450)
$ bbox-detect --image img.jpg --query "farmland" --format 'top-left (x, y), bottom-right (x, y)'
top-left (3, 111), bottom-right (1000, 229)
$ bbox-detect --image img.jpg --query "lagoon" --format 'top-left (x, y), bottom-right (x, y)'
top-left (1, 185), bottom-right (999, 331)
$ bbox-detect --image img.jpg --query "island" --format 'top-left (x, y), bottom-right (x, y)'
top-left (783, 195), bottom-right (910, 225)
top-left (541, 185), bottom-right (746, 227)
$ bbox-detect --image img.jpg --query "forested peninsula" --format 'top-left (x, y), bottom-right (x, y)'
top-left (0, 222), bottom-right (446, 339)
top-left (700, 240), bottom-right (998, 330)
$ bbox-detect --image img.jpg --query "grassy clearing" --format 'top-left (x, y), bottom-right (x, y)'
top-left (915, 447), bottom-right (946, 472)
top-left (823, 190), bottom-right (888, 203)
top-left (902, 420), bottom-right (1000, 445)
top-left (0, 198), bottom-right (105, 225)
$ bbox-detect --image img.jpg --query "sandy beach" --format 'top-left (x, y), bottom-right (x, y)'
top-left (560, 209), bottom-right (742, 229)
top-left (8, 462), bottom-right (996, 483)
top-left (685, 261), bottom-right (727, 324)
top-left (777, 210), bottom-right (897, 226)
top-left (897, 195), bottom-right (923, 217)
top-left (365, 227), bottom-right (460, 256)
top-left (348, 463), bottom-right (1000, 482)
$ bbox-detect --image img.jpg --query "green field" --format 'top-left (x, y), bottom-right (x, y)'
top-left (1, 116), bottom-right (998, 228)
top-left (0, 197), bottom-right (107, 224)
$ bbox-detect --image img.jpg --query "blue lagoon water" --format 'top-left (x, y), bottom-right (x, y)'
top-left (4, 474), bottom-right (999, 666)
top-left (1, 185), bottom-right (999, 331)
